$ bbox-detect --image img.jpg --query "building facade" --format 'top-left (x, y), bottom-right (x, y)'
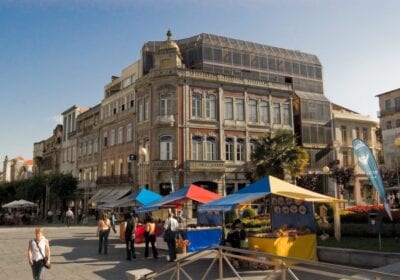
top-left (376, 88), bottom-right (400, 171)
top-left (60, 106), bottom-right (87, 176)
top-left (2, 156), bottom-right (33, 182)
top-left (332, 103), bottom-right (381, 205)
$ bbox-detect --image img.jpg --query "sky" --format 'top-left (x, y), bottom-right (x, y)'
top-left (1, 0), bottom-right (399, 168)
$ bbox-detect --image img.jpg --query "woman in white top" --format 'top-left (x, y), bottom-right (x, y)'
top-left (27, 228), bottom-right (51, 280)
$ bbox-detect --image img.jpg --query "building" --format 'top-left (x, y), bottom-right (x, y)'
top-left (76, 104), bottom-right (101, 212)
top-left (60, 106), bottom-right (87, 176)
top-left (91, 61), bottom-right (140, 206)
top-left (129, 31), bottom-right (333, 198)
top-left (33, 124), bottom-right (63, 175)
top-left (332, 103), bottom-right (381, 205)
top-left (2, 156), bottom-right (33, 182)
top-left (376, 88), bottom-right (400, 171)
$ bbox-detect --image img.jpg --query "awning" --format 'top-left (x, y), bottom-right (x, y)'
top-left (137, 184), bottom-right (221, 213)
top-left (104, 188), bottom-right (162, 208)
top-left (98, 187), bottom-right (131, 205)
top-left (198, 176), bottom-right (342, 212)
top-left (88, 188), bottom-right (114, 204)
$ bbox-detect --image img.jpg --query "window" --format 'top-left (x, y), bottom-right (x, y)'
top-left (248, 99), bottom-right (257, 122)
top-left (110, 129), bottom-right (115, 146)
top-left (385, 99), bottom-right (391, 110)
top-left (224, 97), bottom-right (233, 120)
top-left (192, 93), bottom-right (202, 118)
top-left (94, 137), bottom-right (98, 153)
top-left (160, 93), bottom-right (172, 116)
top-left (117, 127), bottom-right (123, 144)
top-left (126, 123), bottom-right (132, 142)
top-left (144, 96), bottom-right (149, 120)
top-left (260, 101), bottom-right (269, 123)
top-left (273, 103), bottom-right (281, 124)
top-left (341, 126), bottom-right (347, 144)
top-left (282, 103), bottom-right (290, 125)
top-left (236, 138), bottom-right (245, 161)
top-left (138, 100), bottom-right (144, 122)
top-left (235, 99), bottom-right (244, 121)
top-left (343, 150), bottom-right (350, 166)
top-left (205, 136), bottom-right (216, 160)
top-left (160, 135), bottom-right (173, 160)
top-left (118, 159), bottom-right (123, 176)
top-left (225, 138), bottom-right (234, 161)
top-left (386, 121), bottom-right (392, 129)
top-left (226, 183), bottom-right (235, 195)
top-left (206, 95), bottom-right (216, 119)
top-left (88, 140), bottom-right (92, 155)
top-left (192, 136), bottom-right (203, 160)
top-left (362, 128), bottom-right (368, 141)
top-left (110, 160), bottom-right (115, 176)
top-left (396, 120), bottom-right (400, 128)
top-left (249, 139), bottom-right (257, 158)
top-left (355, 127), bottom-right (361, 139)
top-left (103, 132), bottom-right (108, 147)
top-left (103, 161), bottom-right (107, 176)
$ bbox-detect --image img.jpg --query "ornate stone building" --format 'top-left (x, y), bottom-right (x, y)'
top-left (2, 156), bottom-right (33, 182)
top-left (332, 103), bottom-right (381, 205)
top-left (33, 124), bottom-right (63, 175)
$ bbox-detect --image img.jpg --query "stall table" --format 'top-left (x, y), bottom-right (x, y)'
top-left (247, 234), bottom-right (317, 261)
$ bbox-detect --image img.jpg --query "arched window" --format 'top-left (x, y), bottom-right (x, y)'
top-left (205, 136), bottom-right (216, 160)
top-left (192, 135), bottom-right (203, 160)
top-left (160, 135), bottom-right (173, 160)
top-left (225, 138), bottom-right (234, 161)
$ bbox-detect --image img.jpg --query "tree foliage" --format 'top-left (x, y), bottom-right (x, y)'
top-left (246, 129), bottom-right (309, 181)
top-left (328, 161), bottom-right (354, 196)
top-left (297, 173), bottom-right (321, 191)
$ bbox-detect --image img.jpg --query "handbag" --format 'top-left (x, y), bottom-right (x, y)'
top-left (163, 222), bottom-right (176, 242)
top-left (35, 240), bottom-right (51, 269)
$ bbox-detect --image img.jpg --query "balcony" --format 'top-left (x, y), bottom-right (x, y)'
top-left (155, 115), bottom-right (175, 126)
top-left (152, 160), bottom-right (177, 171)
top-left (185, 160), bottom-right (225, 172)
top-left (97, 175), bottom-right (132, 185)
top-left (378, 106), bottom-right (400, 118)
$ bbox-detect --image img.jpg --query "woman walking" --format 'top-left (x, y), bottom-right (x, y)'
top-left (124, 213), bottom-right (136, 260)
top-left (27, 228), bottom-right (51, 280)
top-left (97, 213), bottom-right (111, 254)
top-left (144, 216), bottom-right (158, 259)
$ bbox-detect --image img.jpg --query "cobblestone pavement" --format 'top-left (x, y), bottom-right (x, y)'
top-left (1, 224), bottom-right (398, 280)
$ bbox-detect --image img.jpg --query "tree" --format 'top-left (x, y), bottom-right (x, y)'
top-left (379, 168), bottom-right (398, 188)
top-left (246, 129), bottom-right (309, 181)
top-left (297, 173), bottom-right (321, 192)
top-left (328, 161), bottom-right (354, 200)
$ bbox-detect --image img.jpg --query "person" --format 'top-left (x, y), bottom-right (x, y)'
top-left (97, 213), bottom-right (111, 254)
top-left (46, 209), bottom-right (53, 224)
top-left (77, 208), bottom-right (82, 224)
top-left (226, 219), bottom-right (246, 268)
top-left (123, 213), bottom-right (136, 260)
top-left (176, 209), bottom-right (184, 224)
top-left (110, 212), bottom-right (117, 233)
top-left (145, 216), bottom-right (158, 259)
top-left (56, 209), bottom-right (61, 221)
top-left (164, 212), bottom-right (179, 262)
top-left (28, 228), bottom-right (51, 280)
top-left (66, 208), bottom-right (74, 227)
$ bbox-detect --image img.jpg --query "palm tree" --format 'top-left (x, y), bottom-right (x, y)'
top-left (246, 129), bottom-right (309, 182)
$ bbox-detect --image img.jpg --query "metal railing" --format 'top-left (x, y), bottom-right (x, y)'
top-left (140, 245), bottom-right (399, 280)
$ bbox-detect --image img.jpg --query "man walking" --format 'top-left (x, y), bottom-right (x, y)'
top-left (66, 208), bottom-right (74, 227)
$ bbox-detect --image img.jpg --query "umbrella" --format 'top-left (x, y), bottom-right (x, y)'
top-left (2, 199), bottom-right (38, 208)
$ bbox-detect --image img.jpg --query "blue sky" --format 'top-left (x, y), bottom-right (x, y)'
top-left (1, 0), bottom-right (399, 167)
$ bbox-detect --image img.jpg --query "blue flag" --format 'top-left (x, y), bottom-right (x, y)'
top-left (352, 139), bottom-right (392, 220)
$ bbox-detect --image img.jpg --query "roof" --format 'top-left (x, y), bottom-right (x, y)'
top-left (295, 91), bottom-right (330, 102)
top-left (136, 184), bottom-right (221, 213)
top-left (198, 176), bottom-right (342, 212)
top-left (375, 88), bottom-right (400, 97)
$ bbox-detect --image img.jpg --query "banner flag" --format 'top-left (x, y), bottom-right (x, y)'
top-left (352, 138), bottom-right (392, 220)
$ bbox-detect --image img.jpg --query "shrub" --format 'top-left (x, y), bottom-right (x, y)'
top-left (242, 208), bottom-right (257, 218)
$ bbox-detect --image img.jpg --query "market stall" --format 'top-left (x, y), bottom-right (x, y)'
top-left (198, 176), bottom-right (342, 261)
top-left (136, 184), bottom-right (222, 252)
top-left (115, 188), bottom-right (163, 243)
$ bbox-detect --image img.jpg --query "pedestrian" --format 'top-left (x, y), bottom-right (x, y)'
top-left (226, 219), bottom-right (246, 268)
top-left (110, 211), bottom-right (117, 233)
top-left (77, 208), bottom-right (82, 224)
top-left (66, 208), bottom-right (74, 227)
top-left (27, 228), bottom-right (51, 280)
top-left (164, 212), bottom-right (179, 262)
top-left (123, 213), bottom-right (136, 260)
top-left (145, 216), bottom-right (158, 259)
top-left (56, 209), bottom-right (61, 221)
top-left (46, 209), bottom-right (53, 224)
top-left (97, 213), bottom-right (111, 255)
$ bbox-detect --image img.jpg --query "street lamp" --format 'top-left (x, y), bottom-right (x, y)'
top-left (322, 165), bottom-right (334, 198)
top-left (394, 137), bottom-right (400, 186)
